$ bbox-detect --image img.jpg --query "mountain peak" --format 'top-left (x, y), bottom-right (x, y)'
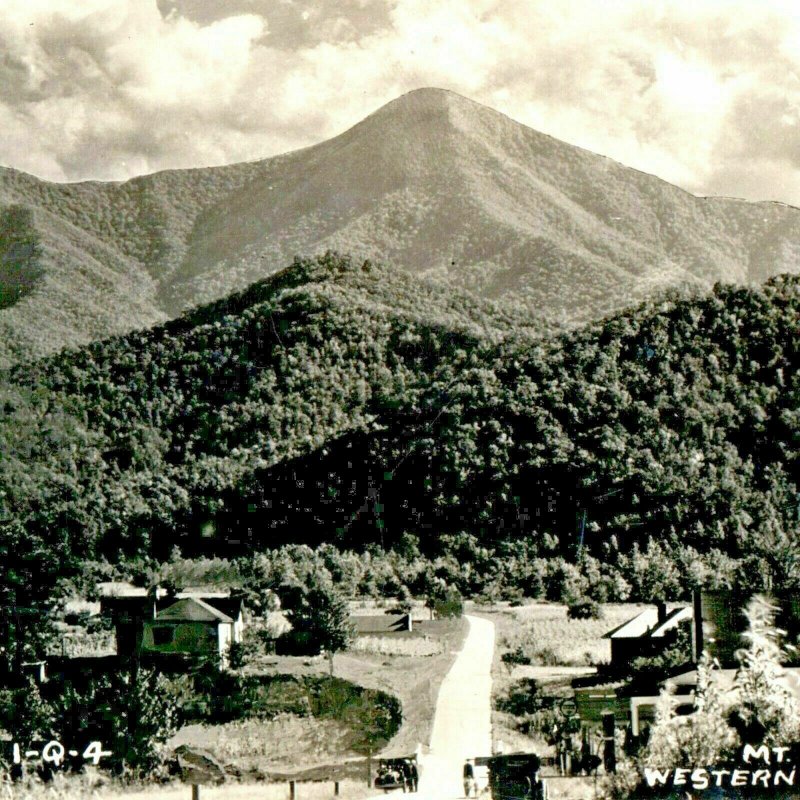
top-left (365, 86), bottom-right (491, 125)
top-left (350, 86), bottom-right (465, 137)
top-left (3, 88), bottom-right (800, 366)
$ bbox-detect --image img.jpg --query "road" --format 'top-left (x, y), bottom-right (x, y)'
top-left (373, 613), bottom-right (496, 799)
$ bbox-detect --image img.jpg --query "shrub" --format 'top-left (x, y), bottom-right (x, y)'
top-left (497, 678), bottom-right (541, 716)
top-left (54, 666), bottom-right (180, 777)
top-left (567, 598), bottom-right (602, 620)
top-left (429, 587), bottom-right (464, 619)
top-left (226, 637), bottom-right (262, 670)
top-left (0, 678), bottom-right (54, 745)
top-left (501, 645), bottom-right (531, 666)
top-left (191, 671), bottom-right (311, 723)
top-left (628, 624), bottom-right (692, 677)
top-left (306, 678), bottom-right (402, 754)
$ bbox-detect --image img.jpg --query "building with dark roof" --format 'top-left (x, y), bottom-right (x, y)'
top-left (574, 590), bottom-right (800, 743)
top-left (351, 613), bottom-right (413, 635)
top-left (603, 602), bottom-right (692, 671)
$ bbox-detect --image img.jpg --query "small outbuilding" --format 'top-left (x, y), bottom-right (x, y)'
top-left (351, 613), bottom-right (413, 635)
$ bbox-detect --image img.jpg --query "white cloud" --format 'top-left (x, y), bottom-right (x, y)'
top-left (0, 0), bottom-right (268, 179)
top-left (0, 0), bottom-right (799, 206)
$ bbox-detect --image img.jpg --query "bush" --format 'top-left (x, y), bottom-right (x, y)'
top-left (628, 624), bottom-right (692, 677)
top-left (429, 587), bottom-right (464, 619)
top-left (497, 678), bottom-right (541, 716)
top-left (190, 670), bottom-right (311, 723)
top-left (501, 645), bottom-right (531, 666)
top-left (226, 637), bottom-right (262, 670)
top-left (54, 666), bottom-right (180, 777)
top-left (305, 677), bottom-right (402, 754)
top-left (567, 598), bottom-right (602, 620)
top-left (0, 678), bottom-right (54, 744)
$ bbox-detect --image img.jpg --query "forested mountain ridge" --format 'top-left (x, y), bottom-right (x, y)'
top-left (2, 87), bottom-right (800, 366)
top-left (0, 254), bottom-right (541, 559)
top-left (1, 254), bottom-right (798, 598)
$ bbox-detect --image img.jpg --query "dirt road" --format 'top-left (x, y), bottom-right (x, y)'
top-left (385, 614), bottom-right (495, 799)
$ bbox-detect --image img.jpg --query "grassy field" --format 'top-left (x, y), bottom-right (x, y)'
top-left (486, 603), bottom-right (650, 668)
top-left (168, 716), bottom-right (356, 778)
top-left (334, 617), bottom-right (468, 756)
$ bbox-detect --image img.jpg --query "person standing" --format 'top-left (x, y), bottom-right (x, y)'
top-left (408, 759), bottom-right (419, 792)
top-left (401, 760), bottom-right (411, 793)
top-left (463, 759), bottom-right (476, 797)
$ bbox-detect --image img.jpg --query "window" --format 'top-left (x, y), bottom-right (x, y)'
top-left (153, 626), bottom-right (174, 646)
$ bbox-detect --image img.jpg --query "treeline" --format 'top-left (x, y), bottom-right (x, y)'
top-left (78, 538), bottom-right (748, 612)
top-left (1, 254), bottom-right (799, 634)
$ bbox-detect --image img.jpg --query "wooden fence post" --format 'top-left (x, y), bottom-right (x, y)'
top-left (289, 779), bottom-right (296, 799)
top-left (191, 785), bottom-right (200, 800)
top-left (334, 781), bottom-right (340, 796)
top-left (602, 711), bottom-right (616, 774)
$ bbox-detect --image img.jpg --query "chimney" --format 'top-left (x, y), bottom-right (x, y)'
top-left (656, 601), bottom-right (667, 625)
top-left (147, 584), bottom-right (160, 620)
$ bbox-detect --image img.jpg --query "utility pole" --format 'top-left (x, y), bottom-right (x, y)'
top-left (577, 509), bottom-right (587, 557)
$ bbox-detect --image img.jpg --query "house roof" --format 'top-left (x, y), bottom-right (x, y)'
top-left (99, 582), bottom-right (232, 601)
top-left (604, 607), bottom-right (691, 640)
top-left (98, 582), bottom-right (148, 598)
top-left (621, 665), bottom-right (800, 703)
top-left (100, 584), bottom-right (242, 620)
top-left (661, 666), bottom-right (800, 701)
top-left (199, 597), bottom-right (243, 621)
top-left (574, 680), bottom-right (627, 696)
top-left (650, 607), bottom-right (693, 637)
top-left (154, 597), bottom-right (233, 624)
top-left (352, 614), bottom-right (410, 634)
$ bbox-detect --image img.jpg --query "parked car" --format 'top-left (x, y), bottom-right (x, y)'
top-left (374, 756), bottom-right (418, 792)
top-left (486, 752), bottom-right (546, 800)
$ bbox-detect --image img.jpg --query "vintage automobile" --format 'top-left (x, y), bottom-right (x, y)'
top-left (373, 756), bottom-right (418, 792)
top-left (485, 752), bottom-right (546, 800)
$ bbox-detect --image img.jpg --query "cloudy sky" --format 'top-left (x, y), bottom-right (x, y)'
top-left (1, 0), bottom-right (799, 205)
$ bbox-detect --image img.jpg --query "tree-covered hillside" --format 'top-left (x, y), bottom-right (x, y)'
top-left (3, 88), bottom-right (800, 366)
top-left (1, 253), bottom-right (798, 597)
